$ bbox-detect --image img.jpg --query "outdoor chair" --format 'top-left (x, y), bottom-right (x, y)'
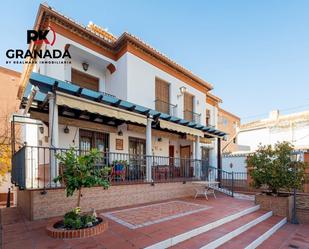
top-left (110, 162), bottom-right (126, 181)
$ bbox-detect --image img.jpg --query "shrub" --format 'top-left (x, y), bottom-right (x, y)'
top-left (247, 141), bottom-right (307, 195)
top-left (63, 207), bottom-right (96, 229)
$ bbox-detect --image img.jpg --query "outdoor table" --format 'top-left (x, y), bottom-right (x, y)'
top-left (192, 181), bottom-right (219, 200)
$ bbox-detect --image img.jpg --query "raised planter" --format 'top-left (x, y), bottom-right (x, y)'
top-left (46, 217), bottom-right (108, 239)
top-left (255, 193), bottom-right (294, 221)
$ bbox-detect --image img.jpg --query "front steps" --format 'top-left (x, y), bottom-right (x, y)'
top-left (146, 205), bottom-right (287, 249)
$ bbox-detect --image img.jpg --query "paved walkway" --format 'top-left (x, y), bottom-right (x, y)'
top-left (1, 194), bottom-right (253, 249)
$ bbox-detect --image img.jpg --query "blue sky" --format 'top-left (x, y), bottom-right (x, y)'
top-left (1, 0), bottom-right (309, 122)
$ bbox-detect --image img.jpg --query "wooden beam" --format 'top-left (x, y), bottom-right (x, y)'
top-left (30, 111), bottom-right (117, 133)
top-left (111, 99), bottom-right (122, 107)
top-left (127, 124), bottom-right (180, 140)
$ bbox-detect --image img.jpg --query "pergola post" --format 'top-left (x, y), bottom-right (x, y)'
top-left (194, 135), bottom-right (201, 178)
top-left (48, 93), bottom-right (59, 185)
top-left (217, 137), bottom-right (222, 187)
top-left (146, 117), bottom-right (152, 182)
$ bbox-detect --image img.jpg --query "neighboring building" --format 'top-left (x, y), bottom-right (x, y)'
top-left (238, 110), bottom-right (309, 151)
top-left (0, 66), bottom-right (21, 206)
top-left (217, 107), bottom-right (241, 153)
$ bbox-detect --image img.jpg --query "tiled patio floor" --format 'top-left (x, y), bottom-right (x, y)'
top-left (1, 193), bottom-right (308, 249)
top-left (1, 193), bottom-right (254, 249)
top-left (102, 200), bottom-right (211, 229)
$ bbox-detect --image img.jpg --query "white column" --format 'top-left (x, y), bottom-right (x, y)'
top-left (195, 136), bottom-right (201, 178)
top-left (49, 93), bottom-right (59, 185)
top-left (146, 117), bottom-right (152, 182)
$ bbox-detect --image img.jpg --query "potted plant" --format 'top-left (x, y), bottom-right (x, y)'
top-left (247, 141), bottom-right (306, 220)
top-left (46, 148), bottom-right (111, 239)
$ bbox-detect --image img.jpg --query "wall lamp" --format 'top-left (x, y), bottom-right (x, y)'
top-left (39, 126), bottom-right (44, 134)
top-left (82, 62), bottom-right (89, 71)
top-left (64, 125), bottom-right (70, 134)
top-left (177, 86), bottom-right (187, 98)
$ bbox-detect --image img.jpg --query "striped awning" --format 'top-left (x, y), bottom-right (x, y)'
top-left (160, 120), bottom-right (204, 137)
top-left (56, 92), bottom-right (147, 126)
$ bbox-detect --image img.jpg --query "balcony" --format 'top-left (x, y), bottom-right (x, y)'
top-left (184, 110), bottom-right (201, 124)
top-left (155, 99), bottom-right (177, 116)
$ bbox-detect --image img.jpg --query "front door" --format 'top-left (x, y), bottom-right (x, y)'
top-left (180, 146), bottom-right (191, 177)
top-left (169, 145), bottom-right (174, 165)
top-left (128, 137), bottom-right (146, 180)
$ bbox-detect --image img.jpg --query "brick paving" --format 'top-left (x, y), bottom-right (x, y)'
top-left (102, 200), bottom-right (211, 229)
top-left (258, 223), bottom-right (309, 249)
top-left (1, 194), bottom-right (253, 249)
top-left (1, 193), bottom-right (308, 249)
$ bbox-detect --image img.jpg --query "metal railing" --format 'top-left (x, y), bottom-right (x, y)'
top-left (11, 145), bottom-right (234, 197)
top-left (154, 99), bottom-right (177, 116)
top-left (184, 110), bottom-right (201, 124)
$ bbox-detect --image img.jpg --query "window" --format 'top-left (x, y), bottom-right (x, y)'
top-left (223, 117), bottom-right (228, 127)
top-left (233, 137), bottom-right (237, 144)
top-left (155, 78), bottom-right (170, 114)
top-left (79, 129), bottom-right (109, 152)
top-left (206, 109), bottom-right (211, 126)
top-left (184, 92), bottom-right (194, 121)
top-left (71, 68), bottom-right (100, 91)
top-left (129, 137), bottom-right (146, 155)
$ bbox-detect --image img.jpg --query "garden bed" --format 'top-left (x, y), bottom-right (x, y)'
top-left (255, 193), bottom-right (293, 221)
top-left (46, 217), bottom-right (108, 239)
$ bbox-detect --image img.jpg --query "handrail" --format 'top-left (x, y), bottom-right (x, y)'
top-left (154, 99), bottom-right (177, 116)
top-left (184, 110), bottom-right (201, 123)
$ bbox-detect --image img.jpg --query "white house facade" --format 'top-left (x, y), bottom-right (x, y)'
top-left (12, 4), bottom-right (227, 189)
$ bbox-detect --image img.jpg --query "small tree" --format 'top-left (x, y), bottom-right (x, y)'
top-left (247, 141), bottom-right (307, 195)
top-left (54, 148), bottom-right (110, 207)
top-left (0, 144), bottom-right (11, 185)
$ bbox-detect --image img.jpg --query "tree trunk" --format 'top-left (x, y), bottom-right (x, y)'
top-left (77, 188), bottom-right (82, 207)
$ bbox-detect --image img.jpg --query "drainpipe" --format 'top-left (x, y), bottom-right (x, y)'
top-left (146, 117), bottom-right (152, 182)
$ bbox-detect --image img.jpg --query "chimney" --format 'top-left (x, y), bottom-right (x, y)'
top-left (269, 110), bottom-right (279, 120)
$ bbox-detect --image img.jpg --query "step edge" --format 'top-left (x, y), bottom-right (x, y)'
top-left (199, 211), bottom-right (273, 249)
top-left (144, 205), bottom-right (260, 249)
top-left (244, 217), bottom-right (287, 249)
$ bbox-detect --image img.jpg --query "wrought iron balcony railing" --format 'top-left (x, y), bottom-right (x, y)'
top-left (11, 145), bottom-right (234, 195)
top-left (155, 99), bottom-right (177, 116)
top-left (184, 110), bottom-right (201, 124)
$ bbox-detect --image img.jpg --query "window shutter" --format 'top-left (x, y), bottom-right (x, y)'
top-left (71, 68), bottom-right (100, 91)
top-left (155, 78), bottom-right (170, 113)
